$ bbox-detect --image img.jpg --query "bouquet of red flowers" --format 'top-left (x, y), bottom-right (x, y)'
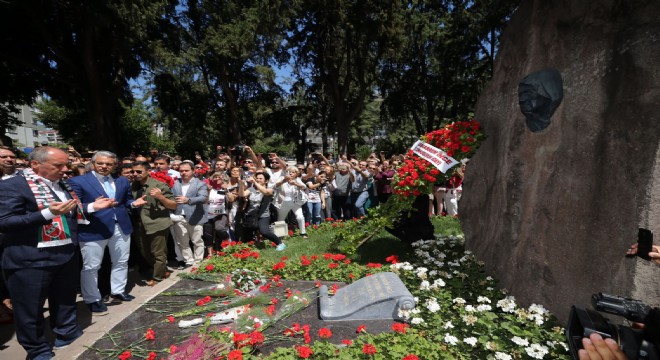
top-left (392, 120), bottom-right (486, 197)
top-left (150, 171), bottom-right (174, 188)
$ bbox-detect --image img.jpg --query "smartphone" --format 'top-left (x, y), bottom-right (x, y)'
top-left (637, 228), bottom-right (653, 261)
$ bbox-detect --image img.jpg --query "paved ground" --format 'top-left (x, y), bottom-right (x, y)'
top-left (0, 268), bottom-right (183, 359)
top-left (0, 270), bottom-right (397, 359)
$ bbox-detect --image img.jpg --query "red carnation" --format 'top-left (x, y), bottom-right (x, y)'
top-left (402, 355), bottom-right (419, 360)
top-left (362, 343), bottom-right (377, 355)
top-left (318, 327), bottom-right (333, 339)
top-left (296, 345), bottom-right (313, 358)
top-left (228, 349), bottom-right (243, 360)
top-left (392, 322), bottom-right (409, 334)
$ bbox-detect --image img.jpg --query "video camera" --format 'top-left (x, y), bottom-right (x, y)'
top-left (566, 293), bottom-right (660, 359)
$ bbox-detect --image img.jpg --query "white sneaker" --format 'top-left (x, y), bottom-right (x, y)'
top-left (275, 243), bottom-right (286, 251)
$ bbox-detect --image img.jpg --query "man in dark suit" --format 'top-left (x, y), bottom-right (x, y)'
top-left (68, 151), bottom-right (147, 315)
top-left (0, 146), bottom-right (88, 360)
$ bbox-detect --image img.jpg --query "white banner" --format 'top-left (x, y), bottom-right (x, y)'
top-left (410, 140), bottom-right (459, 173)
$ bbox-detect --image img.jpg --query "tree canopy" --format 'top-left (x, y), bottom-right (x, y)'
top-left (0, 0), bottom-right (518, 157)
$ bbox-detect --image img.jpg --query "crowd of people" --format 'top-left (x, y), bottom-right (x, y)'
top-left (0, 144), bottom-right (465, 360)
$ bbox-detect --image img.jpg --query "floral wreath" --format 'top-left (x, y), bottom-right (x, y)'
top-left (392, 120), bottom-right (486, 197)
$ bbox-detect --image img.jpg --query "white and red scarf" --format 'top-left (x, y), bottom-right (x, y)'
top-left (21, 168), bottom-right (88, 248)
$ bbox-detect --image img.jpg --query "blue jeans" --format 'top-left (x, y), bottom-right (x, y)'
top-left (351, 191), bottom-right (369, 217)
top-left (307, 201), bottom-right (322, 225)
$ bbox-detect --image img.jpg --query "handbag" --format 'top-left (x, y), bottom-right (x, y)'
top-left (294, 189), bottom-right (308, 206)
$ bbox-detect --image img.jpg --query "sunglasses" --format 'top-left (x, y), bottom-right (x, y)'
top-left (130, 170), bottom-right (144, 174)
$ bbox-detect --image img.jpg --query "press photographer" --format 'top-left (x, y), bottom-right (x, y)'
top-left (567, 229), bottom-right (660, 360)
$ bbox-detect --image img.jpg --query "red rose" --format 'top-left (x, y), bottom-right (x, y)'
top-left (118, 351), bottom-right (132, 360)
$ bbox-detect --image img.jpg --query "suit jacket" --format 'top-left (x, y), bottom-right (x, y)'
top-left (0, 175), bottom-right (78, 269)
top-left (67, 172), bottom-right (134, 242)
top-left (172, 177), bottom-right (209, 225)
top-left (131, 177), bottom-right (174, 234)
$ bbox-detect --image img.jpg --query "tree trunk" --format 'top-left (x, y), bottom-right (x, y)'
top-left (82, 20), bottom-right (119, 152)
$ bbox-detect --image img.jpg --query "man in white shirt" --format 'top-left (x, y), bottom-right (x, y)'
top-left (171, 161), bottom-right (208, 266)
top-left (68, 151), bottom-right (146, 315)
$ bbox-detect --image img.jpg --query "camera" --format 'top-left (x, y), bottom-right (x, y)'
top-left (232, 144), bottom-right (245, 156)
top-left (566, 293), bottom-right (660, 359)
top-left (217, 189), bottom-right (226, 195)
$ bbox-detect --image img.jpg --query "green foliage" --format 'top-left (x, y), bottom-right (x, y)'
top-left (0, 0), bottom-right (169, 152)
top-left (329, 196), bottom-right (414, 256)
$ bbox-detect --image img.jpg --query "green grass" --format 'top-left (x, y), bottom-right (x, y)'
top-left (257, 216), bottom-right (462, 265)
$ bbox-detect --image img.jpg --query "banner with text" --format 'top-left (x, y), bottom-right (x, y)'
top-left (411, 140), bottom-right (459, 173)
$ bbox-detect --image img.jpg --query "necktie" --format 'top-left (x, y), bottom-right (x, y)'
top-left (103, 176), bottom-right (115, 198)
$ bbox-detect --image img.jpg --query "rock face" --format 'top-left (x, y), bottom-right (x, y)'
top-left (462, 0), bottom-right (660, 323)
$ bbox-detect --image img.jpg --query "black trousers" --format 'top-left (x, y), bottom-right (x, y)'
top-left (4, 254), bottom-right (82, 359)
top-left (242, 217), bottom-right (281, 245)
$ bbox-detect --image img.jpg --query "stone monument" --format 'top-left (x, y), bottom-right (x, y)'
top-left (461, 0), bottom-right (660, 322)
top-left (319, 272), bottom-right (416, 321)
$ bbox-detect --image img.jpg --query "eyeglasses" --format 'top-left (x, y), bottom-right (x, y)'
top-left (244, 160), bottom-right (253, 163)
top-left (0, 155), bottom-right (17, 159)
top-left (194, 166), bottom-right (203, 169)
top-left (130, 170), bottom-right (144, 174)
top-left (369, 167), bottom-right (377, 170)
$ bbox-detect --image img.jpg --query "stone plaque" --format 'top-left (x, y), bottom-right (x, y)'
top-left (319, 272), bottom-right (416, 321)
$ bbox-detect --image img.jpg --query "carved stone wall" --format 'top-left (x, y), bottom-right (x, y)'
top-left (461, 0), bottom-right (660, 322)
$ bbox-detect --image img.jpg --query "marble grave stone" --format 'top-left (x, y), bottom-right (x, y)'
top-left (319, 272), bottom-right (416, 321)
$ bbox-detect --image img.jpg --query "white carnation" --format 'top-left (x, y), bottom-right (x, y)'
top-left (511, 336), bottom-right (529, 346)
top-left (463, 337), bottom-right (478, 347)
top-left (419, 280), bottom-right (431, 291)
top-left (410, 317), bottom-right (424, 325)
top-left (444, 333), bottom-right (459, 345)
top-left (525, 343), bottom-right (549, 359)
top-left (494, 352), bottom-right (512, 360)
top-left (476, 304), bottom-right (492, 312)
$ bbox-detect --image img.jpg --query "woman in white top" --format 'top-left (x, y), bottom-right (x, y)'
top-left (203, 172), bottom-right (235, 254)
top-left (240, 172), bottom-right (285, 250)
top-left (273, 166), bottom-right (309, 238)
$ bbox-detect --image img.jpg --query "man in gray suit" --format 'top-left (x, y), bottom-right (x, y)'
top-left (171, 160), bottom-right (208, 266)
